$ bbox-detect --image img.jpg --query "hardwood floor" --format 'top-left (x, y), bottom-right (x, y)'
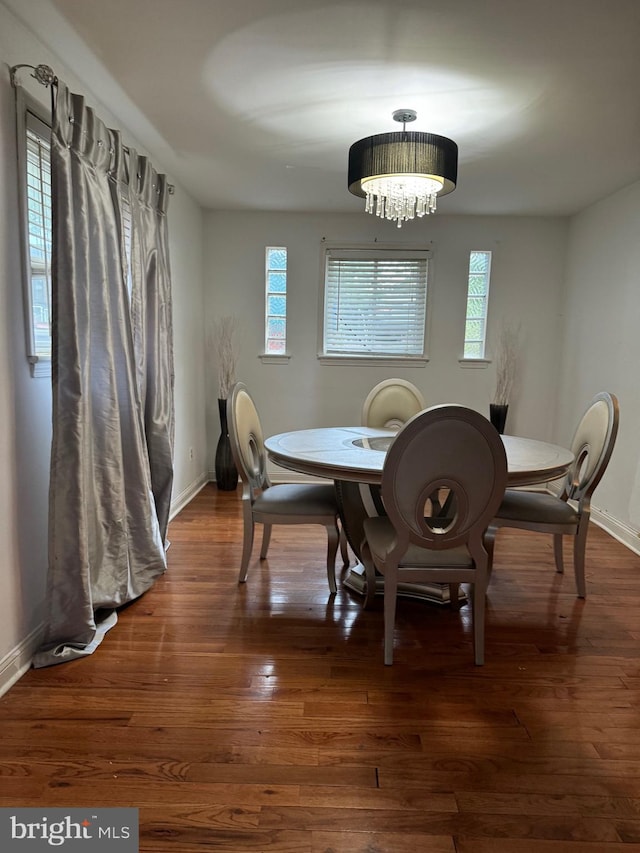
top-left (2, 483), bottom-right (640, 852)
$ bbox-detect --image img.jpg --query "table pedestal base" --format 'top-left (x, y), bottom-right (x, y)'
top-left (336, 480), bottom-right (467, 605)
top-left (342, 561), bottom-right (467, 606)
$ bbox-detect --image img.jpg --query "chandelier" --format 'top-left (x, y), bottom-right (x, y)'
top-left (348, 109), bottom-right (458, 227)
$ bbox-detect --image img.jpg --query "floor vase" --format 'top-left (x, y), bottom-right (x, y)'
top-left (489, 403), bottom-right (509, 434)
top-left (215, 398), bottom-right (238, 491)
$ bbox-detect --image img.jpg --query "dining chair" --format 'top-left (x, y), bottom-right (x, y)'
top-left (362, 377), bottom-right (453, 521)
top-left (361, 378), bottom-right (426, 430)
top-left (227, 382), bottom-right (348, 592)
top-left (487, 391), bottom-right (619, 598)
top-left (360, 405), bottom-right (508, 666)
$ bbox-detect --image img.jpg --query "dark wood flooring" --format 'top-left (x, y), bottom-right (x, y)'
top-left (1, 483), bottom-right (640, 851)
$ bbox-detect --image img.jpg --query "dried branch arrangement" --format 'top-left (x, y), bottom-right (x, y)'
top-left (493, 321), bottom-right (521, 405)
top-left (210, 315), bottom-right (239, 399)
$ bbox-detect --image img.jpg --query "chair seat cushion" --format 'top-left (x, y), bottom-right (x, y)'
top-left (496, 489), bottom-right (580, 525)
top-left (254, 482), bottom-right (338, 517)
top-left (363, 516), bottom-right (473, 568)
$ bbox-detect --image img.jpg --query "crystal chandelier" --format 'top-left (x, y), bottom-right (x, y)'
top-left (348, 110), bottom-right (458, 228)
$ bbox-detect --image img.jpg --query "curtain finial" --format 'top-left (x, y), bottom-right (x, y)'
top-left (10, 63), bottom-right (57, 89)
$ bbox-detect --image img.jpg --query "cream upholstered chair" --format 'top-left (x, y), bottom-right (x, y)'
top-left (361, 378), bottom-right (426, 430)
top-left (362, 378), bottom-right (449, 522)
top-left (360, 405), bottom-right (508, 666)
top-left (227, 382), bottom-right (348, 592)
top-left (487, 391), bottom-right (619, 598)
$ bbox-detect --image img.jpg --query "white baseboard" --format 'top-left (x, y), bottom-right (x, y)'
top-left (543, 480), bottom-right (640, 555)
top-left (591, 507), bottom-right (640, 556)
top-left (170, 473), bottom-right (209, 520)
top-left (0, 623), bottom-right (44, 698)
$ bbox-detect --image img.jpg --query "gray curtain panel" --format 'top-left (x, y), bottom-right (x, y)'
top-left (33, 81), bottom-right (174, 668)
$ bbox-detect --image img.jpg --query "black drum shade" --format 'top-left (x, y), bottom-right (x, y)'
top-left (348, 128), bottom-right (458, 225)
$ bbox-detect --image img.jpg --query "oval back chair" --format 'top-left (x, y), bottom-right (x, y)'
top-left (227, 382), bottom-right (347, 592)
top-left (488, 391), bottom-right (619, 598)
top-left (361, 378), bottom-right (426, 431)
top-left (361, 405), bottom-right (508, 666)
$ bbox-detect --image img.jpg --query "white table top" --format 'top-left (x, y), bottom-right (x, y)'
top-left (264, 426), bottom-right (574, 488)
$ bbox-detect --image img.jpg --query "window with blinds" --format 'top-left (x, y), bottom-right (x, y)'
top-left (24, 108), bottom-right (52, 364)
top-left (14, 84), bottom-right (53, 376)
top-left (321, 245), bottom-right (431, 359)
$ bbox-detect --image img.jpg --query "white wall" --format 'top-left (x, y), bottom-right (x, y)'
top-left (556, 178), bottom-right (640, 548)
top-left (0, 2), bottom-right (207, 691)
top-left (167, 190), bottom-right (208, 514)
top-left (204, 210), bottom-right (569, 476)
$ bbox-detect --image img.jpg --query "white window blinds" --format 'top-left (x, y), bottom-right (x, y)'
top-left (25, 109), bottom-right (52, 361)
top-left (322, 246), bottom-right (430, 357)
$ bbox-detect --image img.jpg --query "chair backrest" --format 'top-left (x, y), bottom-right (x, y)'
top-left (228, 382), bottom-right (270, 495)
top-left (564, 391), bottom-right (619, 504)
top-left (381, 405), bottom-right (508, 556)
top-left (361, 378), bottom-right (426, 430)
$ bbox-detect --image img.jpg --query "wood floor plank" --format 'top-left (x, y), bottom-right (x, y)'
top-left (455, 841), bottom-right (640, 853)
top-left (2, 484), bottom-right (640, 851)
top-left (311, 830), bottom-right (456, 852)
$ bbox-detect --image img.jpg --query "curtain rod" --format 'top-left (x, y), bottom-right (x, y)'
top-left (10, 63), bottom-right (175, 195)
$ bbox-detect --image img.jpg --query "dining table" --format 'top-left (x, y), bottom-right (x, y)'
top-left (264, 425), bottom-right (575, 604)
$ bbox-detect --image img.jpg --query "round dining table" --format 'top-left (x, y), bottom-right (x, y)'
top-left (264, 426), bottom-right (574, 604)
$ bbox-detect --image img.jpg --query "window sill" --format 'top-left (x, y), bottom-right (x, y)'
top-left (259, 353), bottom-right (291, 364)
top-left (458, 358), bottom-right (490, 369)
top-left (318, 355), bottom-right (428, 368)
top-left (29, 356), bottom-right (51, 378)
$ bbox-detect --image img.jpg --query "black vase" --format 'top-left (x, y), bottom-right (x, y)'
top-left (489, 403), bottom-right (509, 435)
top-left (215, 398), bottom-right (238, 491)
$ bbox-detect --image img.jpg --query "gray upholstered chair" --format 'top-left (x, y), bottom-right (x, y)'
top-left (360, 405), bottom-right (508, 666)
top-left (487, 391), bottom-right (619, 598)
top-left (361, 378), bottom-right (426, 430)
top-left (227, 382), bottom-right (348, 592)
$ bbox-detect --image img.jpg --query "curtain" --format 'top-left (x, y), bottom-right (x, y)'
top-left (33, 81), bottom-right (174, 667)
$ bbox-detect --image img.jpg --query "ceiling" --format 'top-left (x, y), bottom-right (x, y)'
top-left (9, 0), bottom-right (640, 216)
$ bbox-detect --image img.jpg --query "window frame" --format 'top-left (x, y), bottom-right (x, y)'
top-left (15, 84), bottom-right (52, 378)
top-left (460, 249), bottom-right (492, 366)
top-left (318, 242), bottom-right (432, 366)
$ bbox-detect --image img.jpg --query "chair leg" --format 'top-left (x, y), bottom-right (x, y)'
top-left (573, 520), bottom-right (589, 598)
top-left (484, 525), bottom-right (498, 582)
top-left (359, 540), bottom-right (377, 609)
top-left (553, 534), bottom-right (565, 574)
top-left (449, 583), bottom-right (460, 611)
top-left (239, 504), bottom-right (255, 583)
top-left (325, 521), bottom-right (339, 594)
top-left (260, 523), bottom-right (272, 559)
top-left (339, 527), bottom-right (350, 568)
top-left (383, 569), bottom-right (398, 665)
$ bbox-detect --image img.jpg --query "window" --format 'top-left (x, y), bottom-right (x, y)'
top-left (321, 244), bottom-right (431, 362)
top-left (462, 250), bottom-right (491, 359)
top-left (265, 247), bottom-right (287, 355)
top-left (16, 89), bottom-right (52, 376)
